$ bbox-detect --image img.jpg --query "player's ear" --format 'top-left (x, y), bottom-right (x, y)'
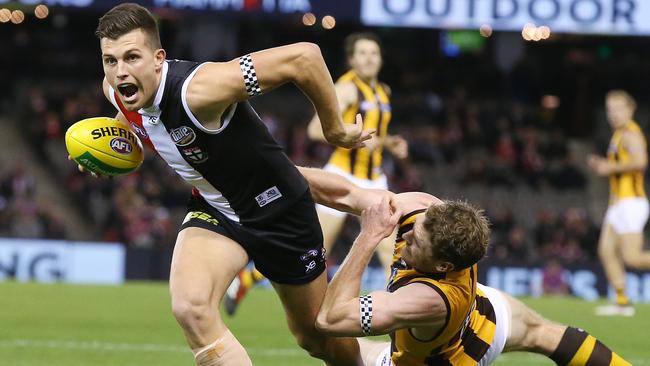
top-left (154, 48), bottom-right (166, 71)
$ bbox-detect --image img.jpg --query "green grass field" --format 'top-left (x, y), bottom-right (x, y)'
top-left (1, 281), bottom-right (648, 365)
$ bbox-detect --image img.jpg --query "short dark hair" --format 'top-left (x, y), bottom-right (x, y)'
top-left (96, 3), bottom-right (161, 50)
top-left (422, 200), bottom-right (490, 270)
top-left (344, 32), bottom-right (382, 59)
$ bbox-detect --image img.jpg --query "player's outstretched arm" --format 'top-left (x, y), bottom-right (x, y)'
top-left (316, 198), bottom-right (446, 337)
top-left (307, 81), bottom-right (357, 142)
top-left (186, 43), bottom-right (372, 148)
top-left (298, 166), bottom-right (392, 215)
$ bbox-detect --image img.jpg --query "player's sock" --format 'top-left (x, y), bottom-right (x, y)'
top-left (549, 327), bottom-right (631, 366)
top-left (239, 269), bottom-right (254, 289)
top-left (224, 270), bottom-right (257, 316)
top-left (614, 288), bottom-right (629, 306)
top-left (251, 268), bottom-right (265, 283)
top-left (193, 329), bottom-right (252, 366)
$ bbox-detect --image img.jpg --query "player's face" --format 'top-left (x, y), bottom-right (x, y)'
top-left (101, 29), bottom-right (165, 111)
top-left (606, 97), bottom-right (633, 129)
top-left (348, 39), bottom-right (382, 81)
top-left (401, 217), bottom-right (436, 272)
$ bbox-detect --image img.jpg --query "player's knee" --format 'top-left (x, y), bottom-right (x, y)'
top-left (293, 329), bottom-right (328, 359)
top-left (519, 314), bottom-right (548, 352)
top-left (597, 243), bottom-right (614, 260)
top-left (621, 254), bottom-right (647, 269)
top-left (171, 295), bottom-right (213, 329)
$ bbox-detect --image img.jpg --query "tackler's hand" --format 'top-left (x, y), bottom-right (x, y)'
top-left (359, 196), bottom-right (402, 246)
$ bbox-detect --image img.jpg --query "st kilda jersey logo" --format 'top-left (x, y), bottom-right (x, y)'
top-left (170, 126), bottom-right (196, 146)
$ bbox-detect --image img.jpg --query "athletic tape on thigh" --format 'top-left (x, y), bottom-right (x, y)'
top-left (238, 54), bottom-right (262, 97)
top-left (359, 295), bottom-right (373, 335)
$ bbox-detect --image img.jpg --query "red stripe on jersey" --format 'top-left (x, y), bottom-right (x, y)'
top-left (113, 91), bottom-right (156, 152)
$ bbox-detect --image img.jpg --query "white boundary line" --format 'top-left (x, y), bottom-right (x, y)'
top-left (1, 339), bottom-right (647, 364)
top-left (0, 339), bottom-right (305, 357)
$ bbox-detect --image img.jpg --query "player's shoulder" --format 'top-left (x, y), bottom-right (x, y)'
top-left (394, 192), bottom-right (441, 215)
top-left (334, 80), bottom-right (358, 103)
top-left (621, 126), bottom-right (646, 142)
top-left (379, 82), bottom-right (391, 96)
top-left (335, 79), bottom-right (357, 93)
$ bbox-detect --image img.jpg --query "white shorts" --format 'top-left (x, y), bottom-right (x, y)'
top-left (373, 283), bottom-right (511, 366)
top-left (476, 283), bottom-right (511, 366)
top-left (317, 164), bottom-right (388, 218)
top-left (604, 197), bottom-right (649, 234)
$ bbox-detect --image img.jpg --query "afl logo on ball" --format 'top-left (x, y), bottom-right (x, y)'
top-left (170, 126), bottom-right (196, 146)
top-left (110, 137), bottom-right (133, 155)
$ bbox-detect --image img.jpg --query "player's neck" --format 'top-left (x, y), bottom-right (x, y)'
top-left (142, 69), bottom-right (164, 109)
top-left (353, 71), bottom-right (378, 87)
top-left (615, 119), bottom-right (632, 131)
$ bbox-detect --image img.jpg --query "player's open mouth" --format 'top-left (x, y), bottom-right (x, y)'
top-left (117, 83), bottom-right (138, 102)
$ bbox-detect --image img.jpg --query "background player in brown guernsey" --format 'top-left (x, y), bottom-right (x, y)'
top-left (588, 90), bottom-right (650, 316)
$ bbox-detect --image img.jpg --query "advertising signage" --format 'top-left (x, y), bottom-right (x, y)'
top-left (0, 0), bottom-right (359, 20)
top-left (361, 0), bottom-right (650, 36)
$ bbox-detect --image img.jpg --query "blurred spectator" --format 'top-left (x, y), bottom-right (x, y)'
top-left (542, 260), bottom-right (570, 295)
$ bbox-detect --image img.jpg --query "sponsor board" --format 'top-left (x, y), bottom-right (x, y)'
top-left (0, 239), bottom-right (125, 285)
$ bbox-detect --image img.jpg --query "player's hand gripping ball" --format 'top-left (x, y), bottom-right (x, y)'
top-left (65, 117), bottom-right (144, 176)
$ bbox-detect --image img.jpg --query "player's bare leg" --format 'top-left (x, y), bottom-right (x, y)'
top-left (170, 227), bottom-right (252, 365)
top-left (273, 271), bottom-right (362, 366)
top-left (224, 207), bottom-right (347, 316)
top-left (503, 291), bottom-right (631, 365)
top-left (318, 207), bottom-right (348, 253)
top-left (619, 232), bottom-right (650, 269)
top-left (596, 224), bottom-right (632, 315)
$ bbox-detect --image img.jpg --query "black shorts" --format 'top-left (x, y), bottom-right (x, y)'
top-left (180, 190), bottom-right (325, 285)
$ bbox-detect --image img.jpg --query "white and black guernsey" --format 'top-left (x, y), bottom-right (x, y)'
top-left (108, 59), bottom-right (308, 225)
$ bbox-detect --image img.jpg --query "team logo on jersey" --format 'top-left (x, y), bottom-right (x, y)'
top-left (109, 137), bottom-right (133, 155)
top-left (170, 126), bottom-right (196, 146)
top-left (182, 146), bottom-right (208, 163)
top-left (130, 122), bottom-right (149, 139)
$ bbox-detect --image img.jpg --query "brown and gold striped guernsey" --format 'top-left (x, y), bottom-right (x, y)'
top-left (607, 120), bottom-right (647, 203)
top-left (328, 70), bottom-right (391, 180)
top-left (387, 210), bottom-right (496, 365)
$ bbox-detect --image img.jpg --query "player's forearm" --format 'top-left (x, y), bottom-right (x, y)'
top-left (307, 115), bottom-right (327, 142)
top-left (299, 166), bottom-right (359, 214)
top-left (299, 167), bottom-right (390, 215)
top-left (317, 237), bottom-right (376, 332)
top-left (610, 159), bottom-right (647, 173)
top-left (290, 45), bottom-right (344, 143)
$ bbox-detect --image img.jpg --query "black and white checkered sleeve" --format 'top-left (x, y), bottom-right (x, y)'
top-left (359, 295), bottom-right (373, 335)
top-left (238, 54), bottom-right (262, 97)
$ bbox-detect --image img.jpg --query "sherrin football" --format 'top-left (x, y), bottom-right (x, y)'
top-left (65, 117), bottom-right (144, 176)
